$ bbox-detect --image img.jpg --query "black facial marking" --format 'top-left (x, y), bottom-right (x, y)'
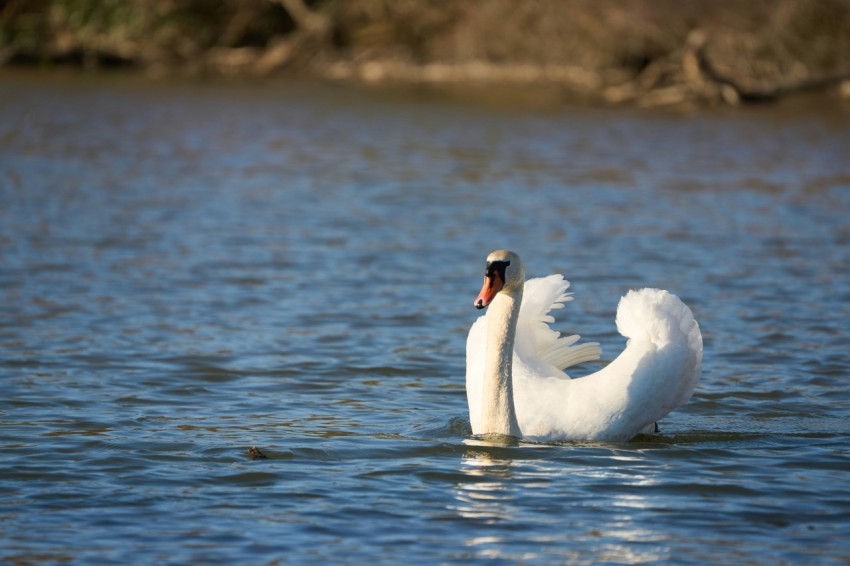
top-left (485, 260), bottom-right (510, 281)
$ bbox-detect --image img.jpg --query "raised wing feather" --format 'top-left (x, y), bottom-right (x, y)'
top-left (517, 275), bottom-right (601, 373)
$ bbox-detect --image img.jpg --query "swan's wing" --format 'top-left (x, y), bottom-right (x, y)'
top-left (614, 288), bottom-right (703, 409)
top-left (516, 275), bottom-right (601, 375)
top-left (560, 288), bottom-right (703, 441)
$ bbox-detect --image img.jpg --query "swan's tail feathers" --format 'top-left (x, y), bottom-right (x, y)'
top-left (540, 336), bottom-right (602, 371)
top-left (616, 288), bottom-right (703, 402)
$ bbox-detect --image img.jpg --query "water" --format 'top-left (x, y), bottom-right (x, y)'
top-left (1, 71), bottom-right (849, 564)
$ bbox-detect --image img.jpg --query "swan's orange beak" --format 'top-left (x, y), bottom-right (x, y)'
top-left (475, 272), bottom-right (504, 309)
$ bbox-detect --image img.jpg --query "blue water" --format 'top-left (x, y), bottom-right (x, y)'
top-left (1, 72), bottom-right (849, 564)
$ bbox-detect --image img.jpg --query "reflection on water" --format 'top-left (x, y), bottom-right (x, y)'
top-left (1, 71), bottom-right (849, 564)
top-left (455, 448), bottom-right (670, 563)
top-left (455, 450), bottom-right (515, 522)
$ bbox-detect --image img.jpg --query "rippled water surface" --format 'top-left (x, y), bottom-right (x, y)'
top-left (2, 72), bottom-right (849, 564)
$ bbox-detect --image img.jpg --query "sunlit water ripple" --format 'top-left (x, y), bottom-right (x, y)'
top-left (1, 72), bottom-right (849, 564)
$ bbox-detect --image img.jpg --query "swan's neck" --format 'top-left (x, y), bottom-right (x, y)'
top-left (481, 288), bottom-right (522, 437)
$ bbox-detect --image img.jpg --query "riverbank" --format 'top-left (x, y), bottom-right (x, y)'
top-left (3, 0), bottom-right (850, 108)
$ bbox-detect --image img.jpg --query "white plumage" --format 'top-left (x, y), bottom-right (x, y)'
top-left (466, 251), bottom-right (702, 442)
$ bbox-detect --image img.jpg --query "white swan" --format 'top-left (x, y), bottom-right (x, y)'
top-left (466, 250), bottom-right (702, 442)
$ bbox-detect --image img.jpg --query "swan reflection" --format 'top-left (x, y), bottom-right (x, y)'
top-left (450, 445), bottom-right (672, 563)
top-left (450, 445), bottom-right (516, 523)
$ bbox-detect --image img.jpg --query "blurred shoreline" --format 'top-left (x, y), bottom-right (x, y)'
top-left (2, 0), bottom-right (850, 109)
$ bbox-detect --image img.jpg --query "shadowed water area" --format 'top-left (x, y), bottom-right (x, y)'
top-left (1, 72), bottom-right (849, 564)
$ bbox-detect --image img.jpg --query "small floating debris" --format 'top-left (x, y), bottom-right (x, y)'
top-left (247, 446), bottom-right (268, 460)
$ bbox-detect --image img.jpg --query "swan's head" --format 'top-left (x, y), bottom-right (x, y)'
top-left (474, 250), bottom-right (525, 309)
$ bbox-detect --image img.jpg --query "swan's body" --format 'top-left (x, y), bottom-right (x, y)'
top-left (466, 250), bottom-right (702, 442)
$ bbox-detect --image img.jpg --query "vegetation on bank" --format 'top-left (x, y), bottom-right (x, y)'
top-left (2, 0), bottom-right (850, 107)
